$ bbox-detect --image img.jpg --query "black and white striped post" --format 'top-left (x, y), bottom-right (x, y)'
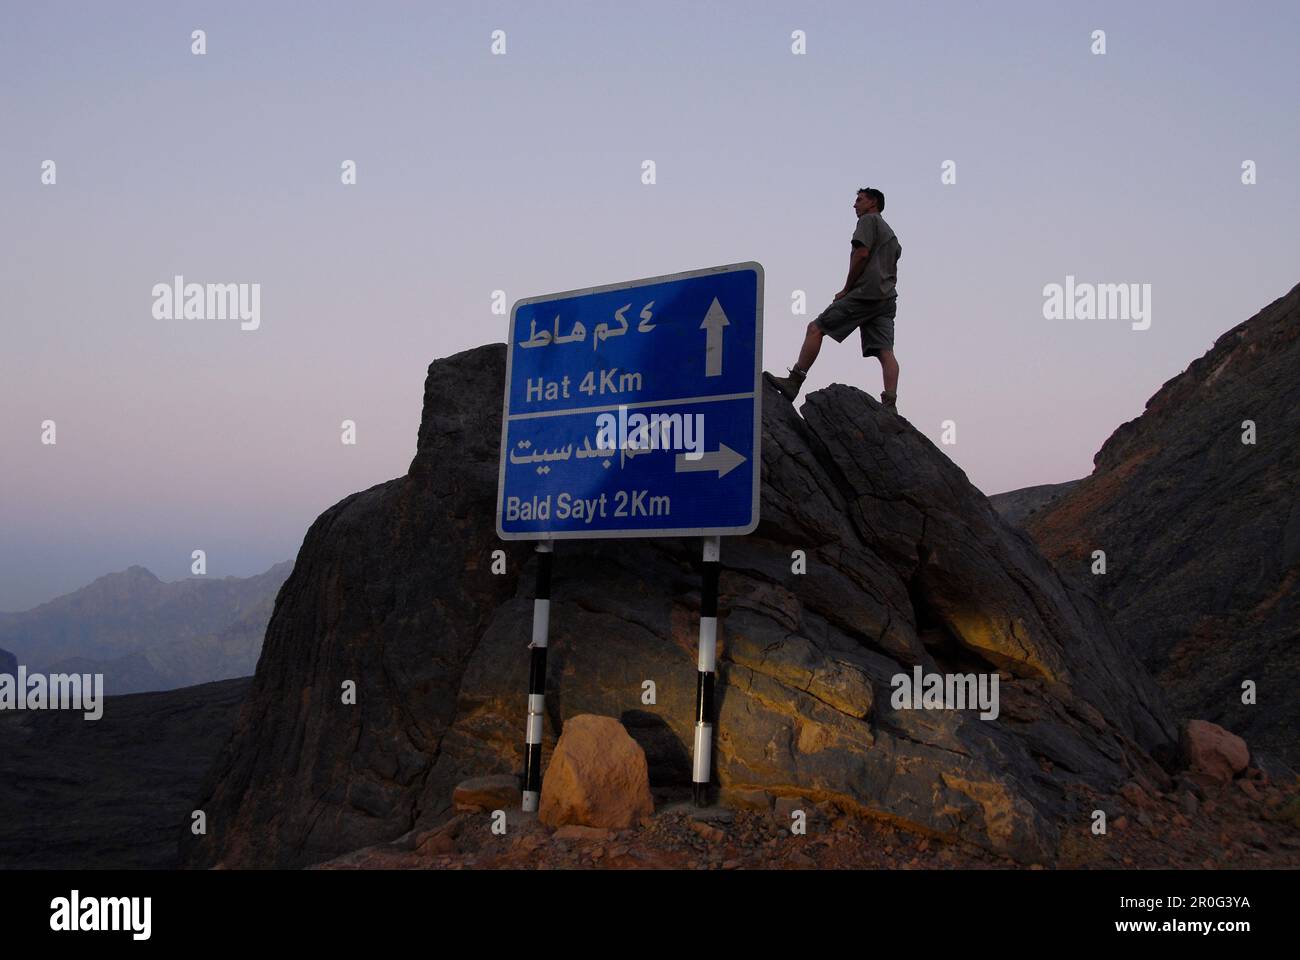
top-left (693, 535), bottom-right (721, 806)
top-left (521, 539), bottom-right (553, 813)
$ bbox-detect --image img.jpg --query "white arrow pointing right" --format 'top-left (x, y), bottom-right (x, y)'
top-left (674, 443), bottom-right (746, 479)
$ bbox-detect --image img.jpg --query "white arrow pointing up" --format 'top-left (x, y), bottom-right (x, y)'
top-left (675, 443), bottom-right (746, 479)
top-left (700, 297), bottom-right (730, 377)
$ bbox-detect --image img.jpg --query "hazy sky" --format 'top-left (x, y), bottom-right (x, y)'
top-left (2, 1), bottom-right (1297, 611)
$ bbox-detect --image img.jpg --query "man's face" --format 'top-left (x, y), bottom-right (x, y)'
top-left (854, 192), bottom-right (876, 216)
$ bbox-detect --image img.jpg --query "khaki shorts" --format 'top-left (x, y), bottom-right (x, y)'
top-left (814, 294), bottom-right (897, 357)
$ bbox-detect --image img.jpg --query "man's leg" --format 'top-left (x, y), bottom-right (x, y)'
top-left (767, 320), bottom-right (826, 401)
top-left (878, 348), bottom-right (899, 395)
top-left (858, 299), bottom-right (899, 411)
top-left (796, 320), bottom-right (825, 373)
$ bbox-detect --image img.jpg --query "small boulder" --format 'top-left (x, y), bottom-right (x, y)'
top-left (1182, 720), bottom-right (1250, 783)
top-left (539, 715), bottom-right (654, 829)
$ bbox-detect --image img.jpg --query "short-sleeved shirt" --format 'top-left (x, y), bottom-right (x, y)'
top-left (850, 213), bottom-right (901, 299)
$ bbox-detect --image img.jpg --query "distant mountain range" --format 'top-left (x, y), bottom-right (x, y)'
top-left (0, 562), bottom-right (291, 694)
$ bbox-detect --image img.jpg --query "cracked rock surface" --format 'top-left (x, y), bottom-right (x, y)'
top-left (183, 342), bottom-right (1178, 869)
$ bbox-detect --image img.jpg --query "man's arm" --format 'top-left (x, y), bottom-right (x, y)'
top-left (834, 245), bottom-right (871, 299)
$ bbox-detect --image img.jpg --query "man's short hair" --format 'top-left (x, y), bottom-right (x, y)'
top-left (858, 187), bottom-right (885, 212)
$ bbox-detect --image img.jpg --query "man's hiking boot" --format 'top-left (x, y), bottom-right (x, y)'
top-left (880, 390), bottom-right (898, 413)
top-left (765, 367), bottom-right (807, 402)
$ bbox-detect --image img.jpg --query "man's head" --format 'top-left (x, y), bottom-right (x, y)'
top-left (855, 187), bottom-right (885, 215)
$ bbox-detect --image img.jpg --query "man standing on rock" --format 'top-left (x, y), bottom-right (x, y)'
top-left (766, 187), bottom-right (903, 411)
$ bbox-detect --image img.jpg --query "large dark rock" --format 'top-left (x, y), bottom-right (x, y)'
top-left (183, 343), bottom-right (1177, 869)
top-left (1027, 283), bottom-right (1300, 766)
top-left (0, 648), bottom-right (15, 677)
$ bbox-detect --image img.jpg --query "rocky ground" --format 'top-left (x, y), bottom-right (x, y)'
top-left (315, 771), bottom-right (1300, 872)
top-left (6, 674), bottom-right (1293, 872)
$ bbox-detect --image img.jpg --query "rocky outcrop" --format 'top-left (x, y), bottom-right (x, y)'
top-left (0, 648), bottom-right (15, 677)
top-left (1027, 283), bottom-right (1300, 766)
top-left (183, 342), bottom-right (1178, 870)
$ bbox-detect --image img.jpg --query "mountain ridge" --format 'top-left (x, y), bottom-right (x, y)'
top-left (0, 561), bottom-right (292, 693)
top-left (1026, 281), bottom-right (1300, 766)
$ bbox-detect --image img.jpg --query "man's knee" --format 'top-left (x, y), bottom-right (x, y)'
top-left (807, 320), bottom-right (824, 338)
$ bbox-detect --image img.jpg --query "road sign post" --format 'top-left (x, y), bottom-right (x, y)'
top-left (694, 535), bottom-right (721, 805)
top-left (522, 540), bottom-right (552, 813)
top-left (498, 262), bottom-right (763, 810)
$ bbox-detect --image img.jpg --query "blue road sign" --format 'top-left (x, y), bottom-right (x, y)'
top-left (496, 262), bottom-right (763, 539)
